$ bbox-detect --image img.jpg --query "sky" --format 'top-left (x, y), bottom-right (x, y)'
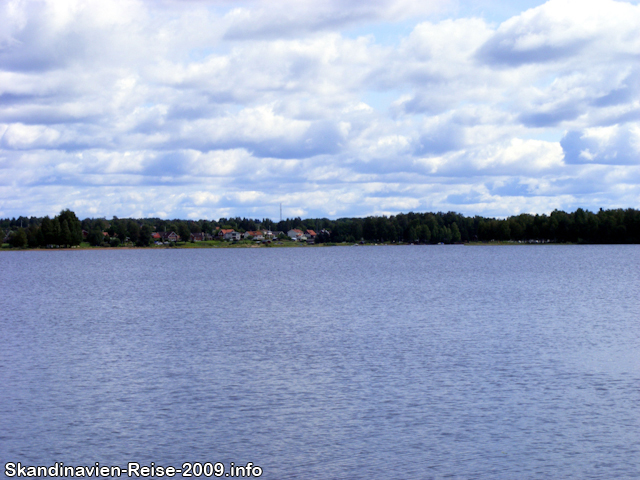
top-left (1, 0), bottom-right (639, 220)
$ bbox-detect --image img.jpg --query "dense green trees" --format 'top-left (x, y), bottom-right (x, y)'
top-left (127, 220), bottom-right (140, 244)
top-left (4, 210), bottom-right (83, 248)
top-left (87, 225), bottom-right (105, 246)
top-left (139, 224), bottom-right (153, 246)
top-left (177, 223), bottom-right (191, 243)
top-left (8, 228), bottom-right (27, 248)
top-left (300, 208), bottom-right (640, 244)
top-left (58, 209), bottom-right (83, 245)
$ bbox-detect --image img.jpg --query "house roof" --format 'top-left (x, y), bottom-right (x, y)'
top-left (306, 229), bottom-right (316, 236)
top-left (219, 229), bottom-right (235, 234)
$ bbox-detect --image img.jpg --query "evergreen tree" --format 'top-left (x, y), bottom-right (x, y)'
top-left (27, 227), bottom-right (39, 248)
top-left (51, 218), bottom-right (61, 245)
top-left (40, 216), bottom-right (53, 245)
top-left (57, 209), bottom-right (82, 245)
top-left (60, 220), bottom-right (72, 247)
top-left (36, 225), bottom-right (46, 247)
top-left (138, 224), bottom-right (153, 246)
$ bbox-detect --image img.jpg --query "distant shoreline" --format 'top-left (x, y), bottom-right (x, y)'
top-left (5, 208), bottom-right (640, 248)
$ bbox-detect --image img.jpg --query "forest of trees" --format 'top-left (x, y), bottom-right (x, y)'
top-left (3, 207), bottom-right (640, 248)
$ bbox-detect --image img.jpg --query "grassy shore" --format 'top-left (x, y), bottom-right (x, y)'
top-left (2, 240), bottom-right (571, 250)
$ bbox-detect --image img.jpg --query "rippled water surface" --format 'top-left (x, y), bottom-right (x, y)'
top-left (1, 245), bottom-right (639, 479)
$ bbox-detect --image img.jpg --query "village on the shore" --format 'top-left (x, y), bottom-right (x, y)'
top-left (150, 228), bottom-right (324, 244)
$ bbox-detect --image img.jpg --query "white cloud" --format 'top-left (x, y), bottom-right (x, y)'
top-left (1, 0), bottom-right (639, 219)
top-left (477, 0), bottom-right (640, 66)
top-left (0, 123), bottom-right (60, 148)
top-left (562, 124), bottom-right (640, 165)
top-left (222, 0), bottom-right (451, 40)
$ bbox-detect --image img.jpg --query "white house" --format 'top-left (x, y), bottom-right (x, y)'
top-left (287, 229), bottom-right (303, 240)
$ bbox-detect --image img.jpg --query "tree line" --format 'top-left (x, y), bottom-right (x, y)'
top-left (3, 207), bottom-right (640, 248)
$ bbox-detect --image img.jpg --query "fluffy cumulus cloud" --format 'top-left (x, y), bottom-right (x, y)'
top-left (1, 0), bottom-right (639, 219)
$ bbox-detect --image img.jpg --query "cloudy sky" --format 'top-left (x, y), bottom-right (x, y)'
top-left (1, 0), bottom-right (639, 220)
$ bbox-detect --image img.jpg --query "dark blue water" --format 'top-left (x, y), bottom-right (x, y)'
top-left (1, 246), bottom-right (639, 479)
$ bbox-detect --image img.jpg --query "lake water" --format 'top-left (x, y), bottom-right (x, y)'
top-left (1, 245), bottom-right (639, 479)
